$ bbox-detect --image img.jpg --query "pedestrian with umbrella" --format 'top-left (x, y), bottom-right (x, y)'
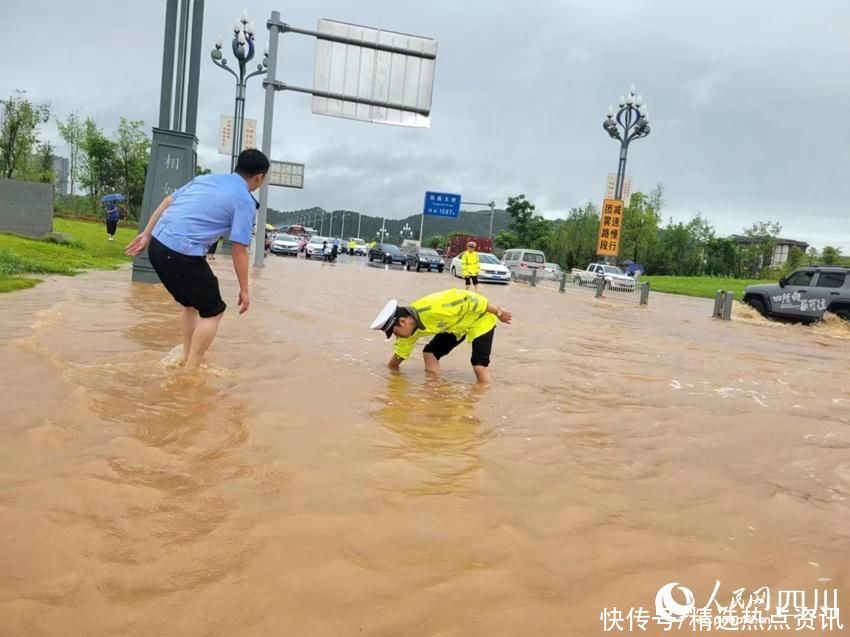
top-left (101, 193), bottom-right (126, 242)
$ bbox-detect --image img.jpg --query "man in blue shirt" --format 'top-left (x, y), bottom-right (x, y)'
top-left (125, 149), bottom-right (269, 369)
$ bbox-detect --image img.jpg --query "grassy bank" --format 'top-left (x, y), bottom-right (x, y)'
top-left (642, 275), bottom-right (774, 299)
top-left (0, 218), bottom-right (136, 293)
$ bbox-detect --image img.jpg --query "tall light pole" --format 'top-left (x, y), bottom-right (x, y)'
top-left (400, 223), bottom-right (413, 242)
top-left (211, 10), bottom-right (268, 172)
top-left (603, 84), bottom-right (651, 201)
top-left (377, 218), bottom-right (389, 242)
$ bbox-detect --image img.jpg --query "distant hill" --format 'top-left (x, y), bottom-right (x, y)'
top-left (267, 206), bottom-right (511, 242)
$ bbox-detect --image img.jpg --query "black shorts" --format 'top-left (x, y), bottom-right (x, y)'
top-left (106, 219), bottom-right (118, 235)
top-left (422, 327), bottom-right (495, 367)
top-left (464, 275), bottom-right (479, 286)
top-left (148, 236), bottom-right (227, 318)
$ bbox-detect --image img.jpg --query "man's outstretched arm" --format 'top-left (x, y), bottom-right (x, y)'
top-left (231, 243), bottom-right (250, 314)
top-left (125, 195), bottom-right (174, 256)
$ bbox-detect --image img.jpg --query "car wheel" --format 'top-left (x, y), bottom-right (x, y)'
top-left (416, 263), bottom-right (421, 272)
top-left (450, 267), bottom-right (457, 278)
top-left (405, 263), bottom-right (411, 271)
top-left (746, 296), bottom-right (767, 316)
top-left (438, 266), bottom-right (444, 273)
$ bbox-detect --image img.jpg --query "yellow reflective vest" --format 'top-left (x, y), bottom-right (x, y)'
top-left (460, 250), bottom-right (480, 276)
top-left (393, 288), bottom-right (497, 360)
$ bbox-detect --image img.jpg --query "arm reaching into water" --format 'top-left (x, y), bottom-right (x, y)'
top-left (124, 195), bottom-right (174, 256)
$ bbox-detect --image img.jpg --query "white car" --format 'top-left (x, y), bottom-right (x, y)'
top-left (270, 233), bottom-right (299, 256)
top-left (306, 236), bottom-right (332, 258)
top-left (450, 252), bottom-right (511, 284)
top-left (542, 262), bottom-right (565, 280)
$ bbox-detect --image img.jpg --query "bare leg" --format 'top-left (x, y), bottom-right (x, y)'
top-left (180, 307), bottom-right (199, 365)
top-left (185, 313), bottom-right (224, 369)
top-left (472, 365), bottom-right (490, 385)
top-left (423, 352), bottom-right (441, 377)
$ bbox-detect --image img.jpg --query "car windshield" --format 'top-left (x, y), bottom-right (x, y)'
top-left (545, 263), bottom-right (560, 270)
top-left (309, 237), bottom-right (328, 245)
top-left (277, 234), bottom-right (296, 241)
top-left (419, 249), bottom-right (438, 256)
top-left (353, 239), bottom-right (366, 245)
top-left (525, 253), bottom-right (545, 263)
top-left (603, 266), bottom-right (625, 275)
top-left (479, 254), bottom-right (501, 264)
top-left (383, 244), bottom-right (400, 252)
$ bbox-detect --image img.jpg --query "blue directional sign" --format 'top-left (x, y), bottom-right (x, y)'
top-left (423, 191), bottom-right (462, 218)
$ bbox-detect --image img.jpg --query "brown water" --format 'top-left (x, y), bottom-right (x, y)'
top-left (1, 258), bottom-right (849, 636)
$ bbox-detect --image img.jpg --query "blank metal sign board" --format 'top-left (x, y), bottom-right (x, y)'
top-left (312, 19), bottom-right (436, 128)
top-left (269, 161), bottom-right (305, 189)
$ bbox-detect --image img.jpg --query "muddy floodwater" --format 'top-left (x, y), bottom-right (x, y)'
top-left (1, 256), bottom-right (849, 636)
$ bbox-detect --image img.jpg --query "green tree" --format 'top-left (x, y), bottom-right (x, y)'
top-left (494, 229), bottom-right (519, 251)
top-left (559, 203), bottom-right (600, 269)
top-left (704, 237), bottom-right (738, 277)
top-left (739, 220), bottom-right (782, 276)
top-left (80, 118), bottom-right (120, 212)
top-left (56, 111), bottom-right (84, 195)
top-left (0, 90), bottom-right (50, 179)
top-left (821, 246), bottom-right (842, 265)
top-left (620, 191), bottom-right (661, 266)
top-left (30, 141), bottom-right (55, 183)
top-left (195, 164), bottom-right (212, 176)
top-left (423, 234), bottom-right (444, 249)
top-left (505, 194), bottom-right (537, 245)
top-left (114, 118), bottom-right (150, 219)
top-left (784, 246), bottom-right (805, 273)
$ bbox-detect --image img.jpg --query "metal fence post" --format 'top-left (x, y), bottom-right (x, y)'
top-left (639, 281), bottom-right (650, 305)
top-left (595, 277), bottom-right (605, 298)
top-left (559, 272), bottom-right (566, 293)
top-left (531, 268), bottom-right (537, 287)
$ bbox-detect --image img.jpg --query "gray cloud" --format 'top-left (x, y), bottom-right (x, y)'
top-left (3, 0), bottom-right (848, 250)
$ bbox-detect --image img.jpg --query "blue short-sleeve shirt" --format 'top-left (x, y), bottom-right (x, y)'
top-left (152, 174), bottom-right (258, 256)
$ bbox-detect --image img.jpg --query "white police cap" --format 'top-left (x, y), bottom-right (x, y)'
top-left (369, 299), bottom-right (398, 338)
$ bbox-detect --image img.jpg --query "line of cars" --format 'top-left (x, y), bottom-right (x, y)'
top-left (271, 233), bottom-right (369, 258)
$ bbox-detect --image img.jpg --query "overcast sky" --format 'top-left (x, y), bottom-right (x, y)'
top-left (3, 0), bottom-right (849, 251)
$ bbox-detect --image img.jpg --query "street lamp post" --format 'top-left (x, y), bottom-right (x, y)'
top-left (211, 10), bottom-right (268, 172)
top-left (603, 84), bottom-right (651, 201)
top-left (377, 218), bottom-right (389, 242)
top-left (400, 223), bottom-right (413, 242)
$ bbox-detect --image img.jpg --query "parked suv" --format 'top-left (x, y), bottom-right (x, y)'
top-left (744, 267), bottom-right (850, 323)
top-left (402, 246), bottom-right (444, 272)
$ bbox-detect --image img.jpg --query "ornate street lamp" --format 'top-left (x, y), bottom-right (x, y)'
top-left (211, 10), bottom-right (268, 171)
top-left (603, 83), bottom-right (651, 201)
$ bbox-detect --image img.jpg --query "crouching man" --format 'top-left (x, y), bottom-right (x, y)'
top-left (370, 288), bottom-right (512, 384)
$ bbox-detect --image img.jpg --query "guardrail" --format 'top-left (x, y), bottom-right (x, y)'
top-left (511, 267), bottom-right (650, 305)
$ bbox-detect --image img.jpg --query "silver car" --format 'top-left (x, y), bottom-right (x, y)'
top-left (744, 267), bottom-right (850, 322)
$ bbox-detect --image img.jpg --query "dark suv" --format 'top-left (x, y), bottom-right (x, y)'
top-left (368, 243), bottom-right (406, 265)
top-left (743, 266), bottom-right (850, 323)
top-left (403, 246), bottom-right (444, 272)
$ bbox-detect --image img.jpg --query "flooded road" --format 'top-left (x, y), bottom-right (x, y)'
top-left (1, 256), bottom-right (849, 636)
